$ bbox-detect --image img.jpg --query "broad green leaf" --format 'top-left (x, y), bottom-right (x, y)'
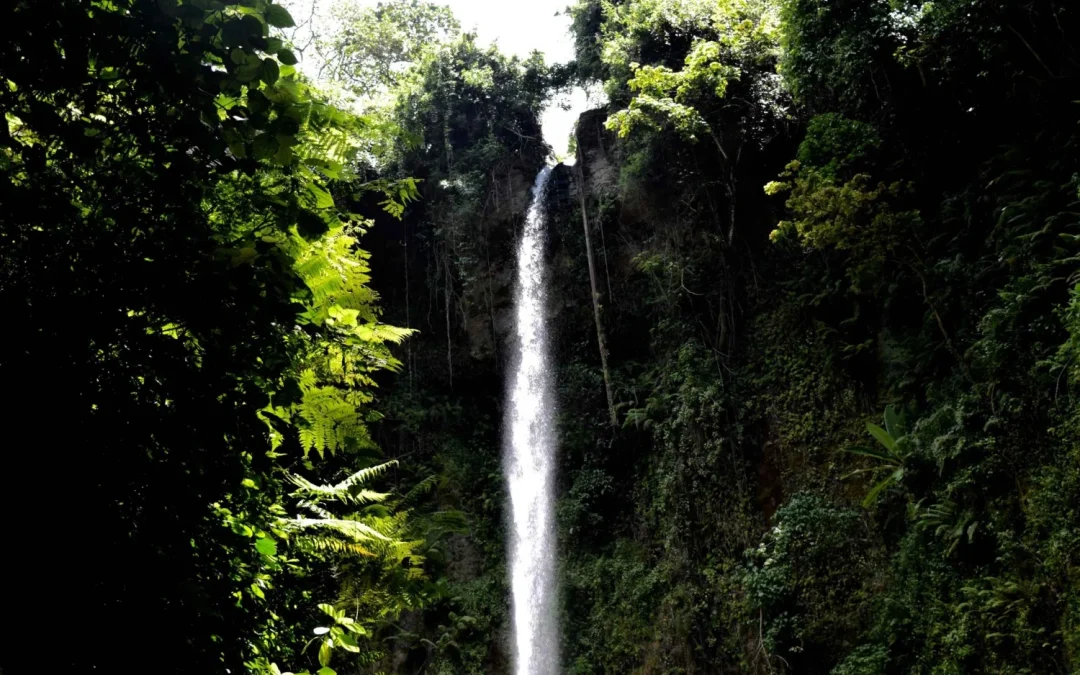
top-left (866, 422), bottom-right (896, 453)
top-left (316, 160), bottom-right (343, 180)
top-left (327, 305), bottom-right (359, 326)
top-left (248, 89), bottom-right (270, 115)
top-left (255, 537), bottom-right (277, 556)
top-left (235, 62), bottom-right (261, 83)
top-left (317, 668), bottom-right (336, 675)
top-left (336, 632), bottom-right (360, 652)
top-left (306, 183), bottom-right (335, 209)
top-left (318, 639), bottom-right (332, 667)
top-left (252, 133), bottom-right (280, 160)
top-left (884, 405), bottom-right (902, 438)
top-left (273, 144), bottom-right (294, 166)
top-left (222, 128), bottom-right (247, 158)
top-left (260, 58), bottom-right (280, 86)
top-left (263, 80), bottom-right (300, 104)
top-left (265, 4), bottom-right (295, 28)
top-left (230, 246), bottom-right (258, 266)
top-left (318, 603), bottom-right (337, 617)
top-left (845, 445), bottom-right (898, 465)
top-left (861, 476), bottom-right (894, 508)
top-left (241, 13), bottom-right (267, 38)
top-left (278, 49), bottom-right (298, 66)
top-left (343, 622), bottom-right (367, 635)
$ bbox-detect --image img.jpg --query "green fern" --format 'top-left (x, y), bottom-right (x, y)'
top-left (288, 461), bottom-right (397, 505)
top-left (916, 499), bottom-right (979, 556)
top-left (294, 534), bottom-right (377, 557)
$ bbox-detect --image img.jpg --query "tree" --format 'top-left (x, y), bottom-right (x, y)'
top-left (1, 0), bottom-right (422, 671)
top-left (319, 0), bottom-right (460, 96)
top-left (600, 0), bottom-right (789, 243)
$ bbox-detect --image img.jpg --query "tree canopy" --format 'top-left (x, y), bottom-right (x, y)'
top-left (2, 0), bottom-right (1077, 673)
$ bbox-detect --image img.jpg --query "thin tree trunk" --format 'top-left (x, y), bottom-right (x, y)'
top-left (445, 261), bottom-right (453, 390)
top-left (576, 161), bottom-right (618, 428)
top-left (403, 222), bottom-right (413, 389)
top-left (485, 236), bottom-right (499, 375)
top-left (597, 197), bottom-right (614, 305)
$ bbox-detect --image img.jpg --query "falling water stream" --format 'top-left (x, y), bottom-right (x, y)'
top-left (505, 165), bottom-right (558, 675)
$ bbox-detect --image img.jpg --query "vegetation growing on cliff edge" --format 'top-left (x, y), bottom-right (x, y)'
top-left (553, 0), bottom-right (1079, 672)
top-left (3, 0), bottom-right (1077, 673)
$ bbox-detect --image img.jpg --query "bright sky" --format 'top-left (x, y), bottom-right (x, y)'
top-left (284, 0), bottom-right (595, 157)
top-left (438, 0), bottom-right (592, 158)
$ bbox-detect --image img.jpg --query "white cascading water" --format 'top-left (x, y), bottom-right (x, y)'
top-left (505, 165), bottom-right (558, 675)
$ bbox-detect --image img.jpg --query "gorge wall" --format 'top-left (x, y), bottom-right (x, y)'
top-left (363, 61), bottom-right (1078, 673)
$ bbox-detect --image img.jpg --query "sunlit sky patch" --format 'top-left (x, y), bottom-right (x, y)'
top-left (283, 0), bottom-right (597, 157)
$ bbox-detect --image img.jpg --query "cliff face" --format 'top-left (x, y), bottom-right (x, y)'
top-left (575, 108), bottom-right (618, 198)
top-left (363, 100), bottom-right (838, 674)
top-left (359, 97), bottom-right (799, 671)
top-left (363, 1), bottom-right (1080, 668)
top-left (360, 137), bottom-right (548, 672)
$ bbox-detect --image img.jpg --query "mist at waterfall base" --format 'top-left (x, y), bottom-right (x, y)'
top-left (504, 165), bottom-right (559, 675)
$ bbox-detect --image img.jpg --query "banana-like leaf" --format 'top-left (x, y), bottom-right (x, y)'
top-left (861, 476), bottom-right (894, 508)
top-left (884, 404), bottom-right (903, 438)
top-left (846, 444), bottom-right (901, 465)
top-left (866, 422), bottom-right (897, 453)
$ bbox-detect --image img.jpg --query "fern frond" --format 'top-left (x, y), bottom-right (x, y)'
top-left (401, 473), bottom-right (442, 506)
top-left (297, 501), bottom-right (335, 519)
top-left (332, 460), bottom-right (397, 491)
top-left (293, 534), bottom-right (377, 557)
top-left (354, 323), bottom-right (414, 344)
top-left (288, 460), bottom-right (397, 504)
top-left (295, 385), bottom-right (377, 457)
top-left (286, 517), bottom-right (392, 542)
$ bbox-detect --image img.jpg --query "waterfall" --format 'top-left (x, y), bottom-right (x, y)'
top-left (505, 165), bottom-right (558, 675)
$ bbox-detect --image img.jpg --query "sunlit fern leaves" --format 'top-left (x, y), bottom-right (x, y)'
top-left (293, 534), bottom-right (377, 557)
top-left (289, 460), bottom-right (397, 505)
top-left (286, 516), bottom-right (392, 543)
top-left (295, 385), bottom-right (375, 458)
top-left (293, 226), bottom-right (379, 325)
top-left (281, 461), bottom-right (414, 563)
top-left (354, 177), bottom-right (421, 219)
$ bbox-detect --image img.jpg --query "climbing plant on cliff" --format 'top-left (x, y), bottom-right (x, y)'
top-left (555, 0), bottom-right (1080, 673)
top-left (387, 34), bottom-right (554, 384)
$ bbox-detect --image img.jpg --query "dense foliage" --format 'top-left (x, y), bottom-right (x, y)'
top-left (3, 0), bottom-right (1076, 673)
top-left (2, 0), bottom-right (434, 672)
top-left (542, 0), bottom-right (1079, 672)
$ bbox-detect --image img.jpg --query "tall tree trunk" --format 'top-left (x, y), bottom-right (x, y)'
top-left (576, 160), bottom-right (618, 428)
top-left (445, 260), bottom-right (453, 390)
